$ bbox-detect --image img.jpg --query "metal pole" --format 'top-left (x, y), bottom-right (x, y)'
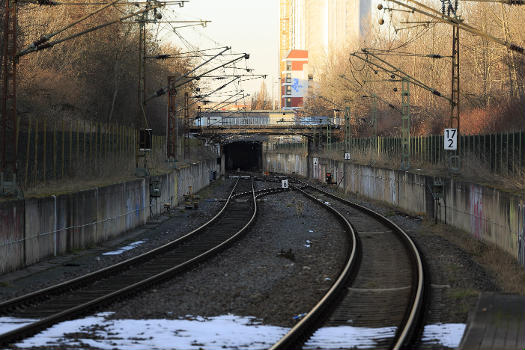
top-left (52, 194), bottom-right (57, 256)
top-left (372, 94), bottom-right (378, 153)
top-left (326, 120), bottom-right (331, 152)
top-left (0, 0), bottom-right (18, 195)
top-left (344, 106), bottom-right (351, 153)
top-left (136, 4), bottom-right (149, 172)
top-left (401, 78), bottom-right (411, 170)
top-left (318, 120), bottom-right (322, 148)
top-left (167, 76), bottom-right (177, 164)
top-left (448, 24), bottom-right (461, 172)
top-left (184, 91), bottom-right (190, 160)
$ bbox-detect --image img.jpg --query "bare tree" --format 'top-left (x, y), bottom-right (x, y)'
top-left (250, 81), bottom-right (272, 110)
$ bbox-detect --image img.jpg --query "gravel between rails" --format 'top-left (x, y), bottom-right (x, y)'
top-left (3, 174), bottom-right (517, 350)
top-left (0, 178), bottom-right (235, 301)
top-left (106, 188), bottom-right (349, 327)
top-left (303, 180), bottom-right (508, 349)
top-left (4, 186), bottom-right (350, 350)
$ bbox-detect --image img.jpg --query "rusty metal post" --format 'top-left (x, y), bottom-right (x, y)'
top-left (167, 76), bottom-right (177, 166)
top-left (184, 91), bottom-right (190, 160)
top-left (448, 24), bottom-right (461, 172)
top-left (1, 0), bottom-right (19, 195)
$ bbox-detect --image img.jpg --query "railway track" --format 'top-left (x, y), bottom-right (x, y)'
top-left (0, 177), bottom-right (285, 346)
top-left (271, 181), bottom-right (426, 350)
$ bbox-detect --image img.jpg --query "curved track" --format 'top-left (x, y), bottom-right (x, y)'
top-left (0, 177), bottom-right (274, 346)
top-left (271, 181), bottom-right (425, 350)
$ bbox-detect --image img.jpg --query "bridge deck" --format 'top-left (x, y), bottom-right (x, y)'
top-left (191, 125), bottom-right (338, 135)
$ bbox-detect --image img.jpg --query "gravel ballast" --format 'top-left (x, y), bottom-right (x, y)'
top-left (305, 179), bottom-right (524, 349)
top-left (0, 178), bottom-right (234, 301)
top-left (107, 189), bottom-right (349, 327)
top-left (2, 175), bottom-right (523, 350)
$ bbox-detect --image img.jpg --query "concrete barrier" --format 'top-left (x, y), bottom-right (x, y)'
top-left (0, 159), bottom-right (220, 274)
top-left (264, 152), bottom-right (525, 267)
top-left (263, 153), bottom-right (308, 177)
top-left (0, 200), bottom-right (25, 273)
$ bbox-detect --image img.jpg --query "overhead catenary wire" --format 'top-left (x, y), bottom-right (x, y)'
top-left (177, 77), bottom-right (242, 113)
top-left (18, 0), bottom-right (187, 5)
top-left (209, 90), bottom-right (247, 111)
top-left (157, 9), bottom-right (257, 105)
top-left (17, 2), bottom-right (164, 57)
top-left (172, 46), bottom-right (230, 84)
top-left (351, 50), bottom-right (453, 103)
top-left (208, 93), bottom-right (249, 112)
top-left (386, 0), bottom-right (524, 54)
top-left (18, 0), bottom-right (120, 54)
top-left (147, 53), bottom-right (250, 102)
top-left (365, 48), bottom-right (451, 58)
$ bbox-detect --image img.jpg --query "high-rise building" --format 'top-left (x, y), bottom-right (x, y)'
top-left (281, 50), bottom-right (309, 110)
top-left (279, 0), bottom-right (371, 107)
top-left (279, 0), bottom-right (293, 79)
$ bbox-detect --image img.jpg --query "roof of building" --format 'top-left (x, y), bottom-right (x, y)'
top-left (286, 49), bottom-right (308, 59)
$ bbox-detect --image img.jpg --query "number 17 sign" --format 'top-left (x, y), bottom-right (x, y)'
top-left (444, 128), bottom-right (457, 150)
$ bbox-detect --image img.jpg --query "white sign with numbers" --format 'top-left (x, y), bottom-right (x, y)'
top-left (344, 152), bottom-right (351, 160)
top-left (444, 128), bottom-right (458, 150)
top-left (281, 179), bottom-right (289, 189)
top-left (313, 157), bottom-right (319, 166)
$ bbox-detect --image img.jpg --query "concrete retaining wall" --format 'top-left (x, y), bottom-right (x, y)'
top-left (263, 153), bottom-right (308, 177)
top-left (0, 159), bottom-right (220, 274)
top-left (264, 152), bottom-right (525, 266)
top-left (0, 200), bottom-right (25, 273)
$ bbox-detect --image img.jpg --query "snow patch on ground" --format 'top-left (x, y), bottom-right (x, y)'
top-left (0, 317), bottom-right (37, 334)
top-left (102, 240), bottom-right (146, 255)
top-left (15, 313), bottom-right (288, 350)
top-left (304, 323), bottom-right (466, 349)
top-left (304, 325), bottom-right (397, 349)
top-left (6, 312), bottom-right (465, 350)
top-left (422, 323), bottom-right (466, 348)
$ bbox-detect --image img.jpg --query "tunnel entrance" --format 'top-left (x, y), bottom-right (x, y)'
top-left (224, 141), bottom-right (262, 171)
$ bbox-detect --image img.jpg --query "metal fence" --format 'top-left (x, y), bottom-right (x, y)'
top-left (15, 117), bottom-right (166, 189)
top-left (271, 130), bottom-right (524, 176)
top-left (354, 131), bottom-right (523, 175)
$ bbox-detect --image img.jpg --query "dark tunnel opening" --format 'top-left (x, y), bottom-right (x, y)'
top-left (224, 141), bottom-right (262, 171)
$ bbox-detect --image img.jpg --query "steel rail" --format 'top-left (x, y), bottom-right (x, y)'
top-left (299, 180), bottom-right (425, 350)
top-left (0, 181), bottom-right (290, 346)
top-left (0, 178), bottom-right (249, 340)
top-left (269, 185), bottom-right (360, 350)
top-left (0, 178), bottom-right (240, 314)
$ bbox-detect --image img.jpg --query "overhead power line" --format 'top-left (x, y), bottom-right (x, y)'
top-left (147, 52), bottom-right (250, 101)
top-left (17, 2), bottom-right (164, 57)
top-left (20, 0), bottom-right (188, 5)
top-left (18, 0), bottom-right (120, 54)
top-left (385, 0), bottom-right (524, 54)
top-left (351, 50), bottom-right (453, 103)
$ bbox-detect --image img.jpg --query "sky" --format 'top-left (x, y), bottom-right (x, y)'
top-left (160, 0), bottom-right (280, 101)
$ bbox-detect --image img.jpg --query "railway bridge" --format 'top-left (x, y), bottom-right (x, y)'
top-left (189, 110), bottom-right (340, 173)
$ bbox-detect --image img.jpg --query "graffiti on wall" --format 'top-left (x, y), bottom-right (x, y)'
top-left (0, 205), bottom-right (22, 242)
top-left (469, 185), bottom-right (483, 239)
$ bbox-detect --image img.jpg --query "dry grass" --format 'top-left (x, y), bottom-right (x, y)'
top-left (21, 143), bottom-right (217, 199)
top-left (421, 220), bottom-right (525, 295)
